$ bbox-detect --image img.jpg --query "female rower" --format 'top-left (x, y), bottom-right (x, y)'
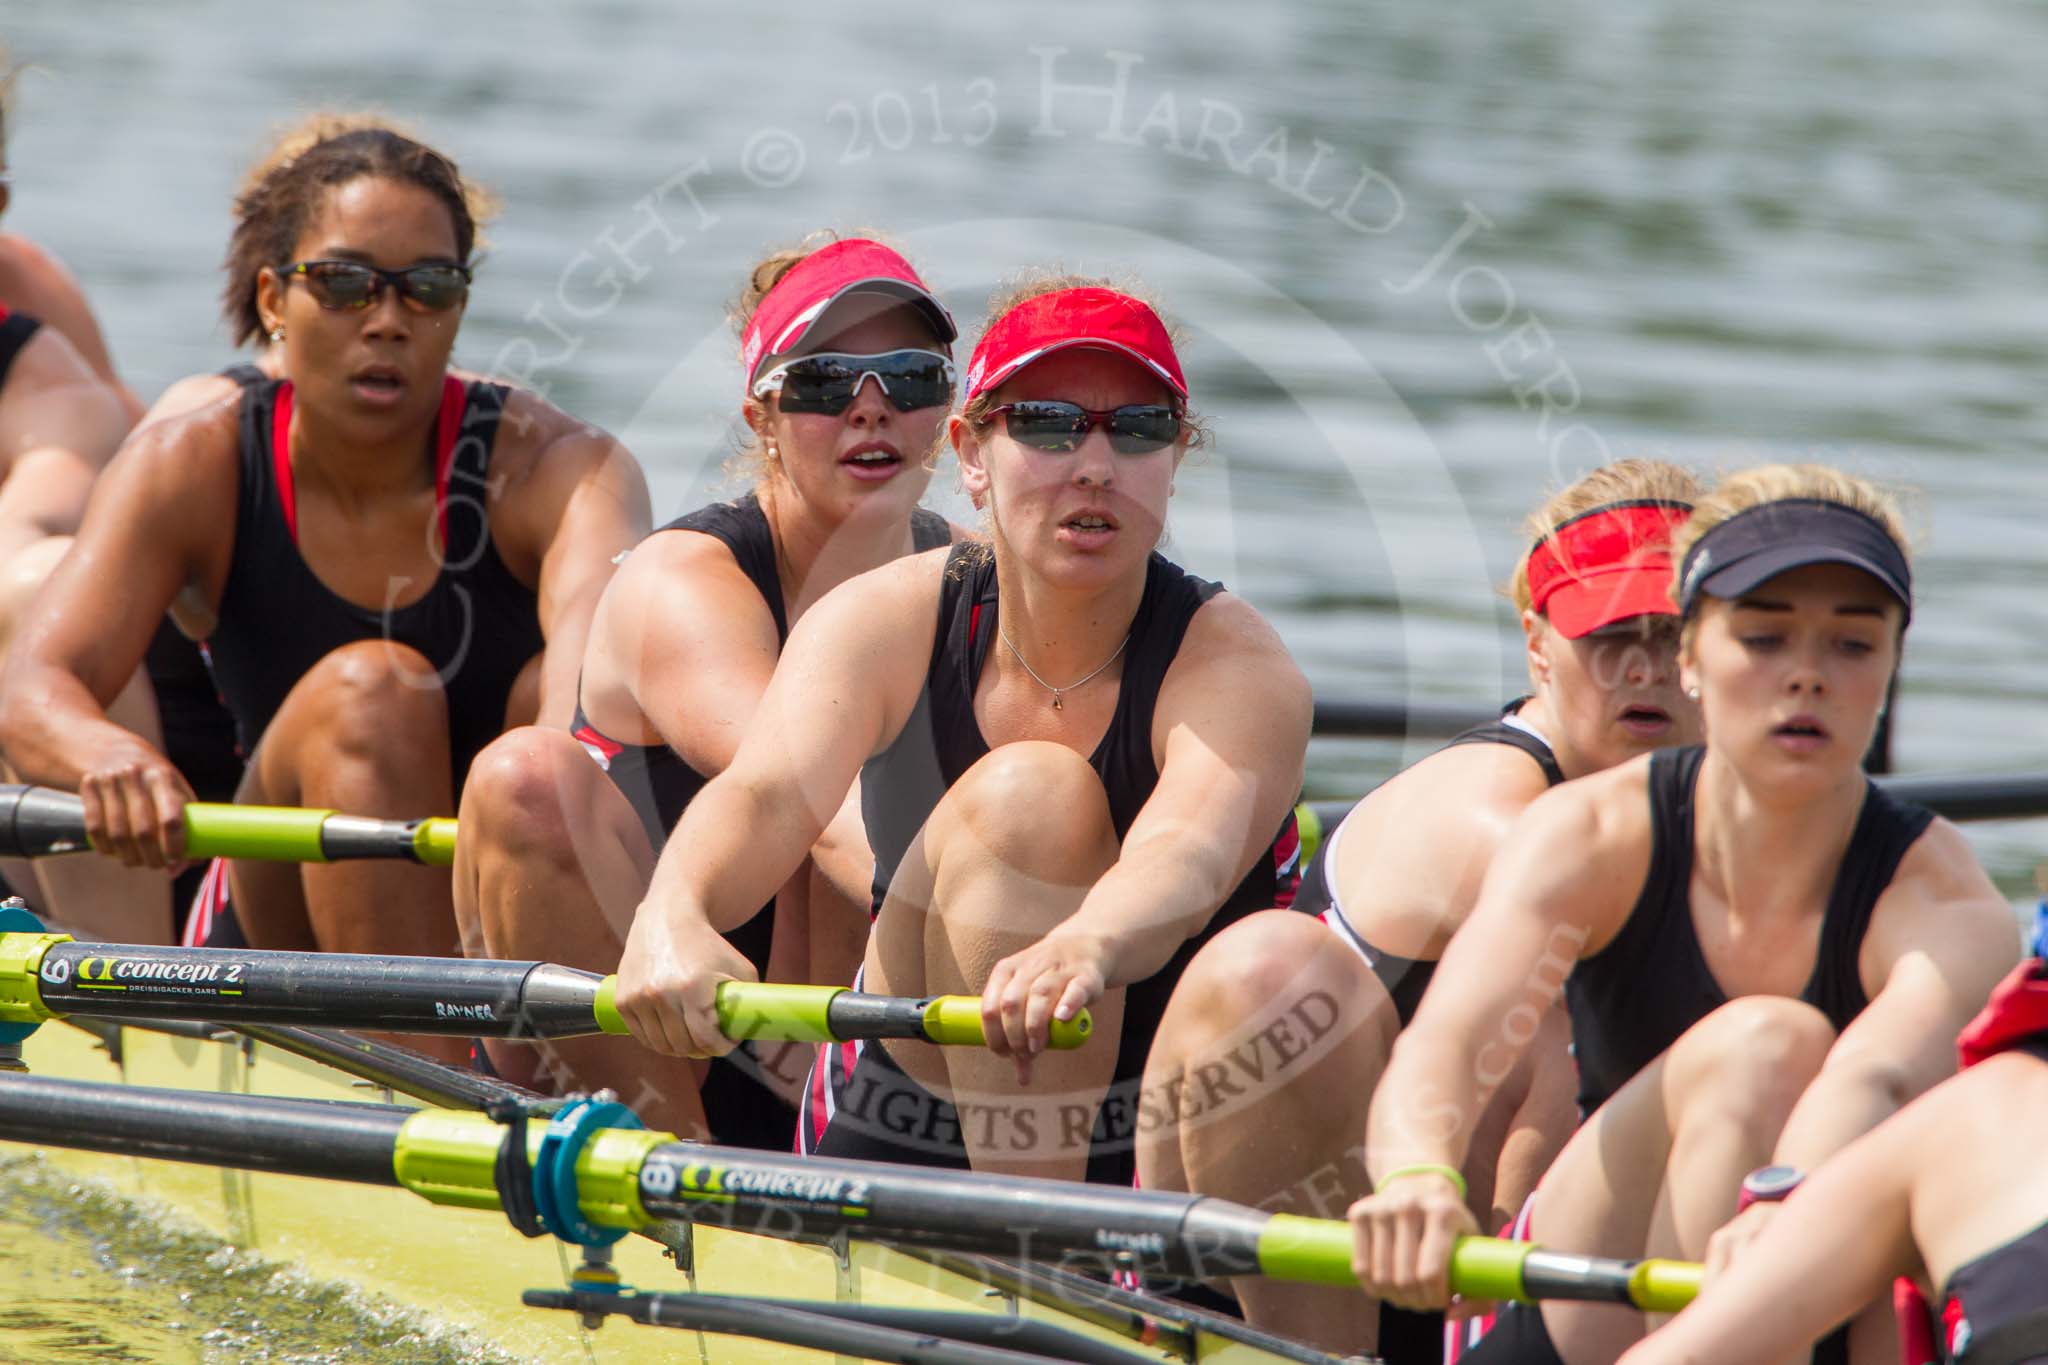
top-left (1621, 956), bottom-right (2048, 1365)
top-left (453, 235), bottom-right (959, 1144)
top-left (0, 126), bottom-right (649, 1043)
top-left (1137, 461), bottom-right (1702, 1357)
top-left (615, 276), bottom-right (1311, 1184)
top-left (1348, 464), bottom-right (2018, 1364)
top-left (0, 68), bottom-right (153, 937)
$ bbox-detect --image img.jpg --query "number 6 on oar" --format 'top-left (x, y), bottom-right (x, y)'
top-left (594, 979), bottom-right (1093, 1050)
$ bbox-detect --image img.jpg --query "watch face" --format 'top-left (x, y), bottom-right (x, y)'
top-left (1745, 1164), bottom-right (1803, 1199)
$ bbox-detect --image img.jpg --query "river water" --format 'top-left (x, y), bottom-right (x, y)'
top-left (2, 0), bottom-right (2045, 1351)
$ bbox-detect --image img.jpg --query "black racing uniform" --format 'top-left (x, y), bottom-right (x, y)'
top-left (1460, 744), bottom-right (1932, 1365)
top-left (0, 305), bottom-right (40, 384)
top-left (205, 374), bottom-right (542, 793)
top-left (800, 543), bottom-right (1302, 1187)
top-left (1294, 698), bottom-right (1564, 1026)
top-left (567, 492), bottom-right (948, 1151)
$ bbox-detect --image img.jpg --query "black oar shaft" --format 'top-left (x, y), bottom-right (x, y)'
top-left (31, 941), bottom-right (604, 1038)
top-left (631, 1145), bottom-right (1271, 1284)
top-left (0, 1071), bottom-right (408, 1184)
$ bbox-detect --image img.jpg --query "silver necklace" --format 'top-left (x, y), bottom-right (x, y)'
top-left (999, 624), bottom-right (1131, 710)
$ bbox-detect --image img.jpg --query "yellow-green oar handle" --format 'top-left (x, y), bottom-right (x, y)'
top-left (591, 979), bottom-right (1091, 1049)
top-left (1251, 1220), bottom-right (1704, 1311)
top-left (182, 804), bottom-right (457, 866)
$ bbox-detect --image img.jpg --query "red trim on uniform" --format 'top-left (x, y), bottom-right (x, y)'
top-left (272, 381), bottom-right (298, 541)
top-left (271, 375), bottom-right (466, 548)
top-left (573, 722), bottom-right (623, 765)
top-left (0, 304), bottom-right (10, 322)
top-left (1942, 1289), bottom-right (1969, 1360)
top-left (1270, 813), bottom-right (1301, 909)
top-left (432, 374), bottom-right (465, 547)
top-left (1893, 1278), bottom-right (1938, 1365)
top-left (968, 602), bottom-right (983, 651)
top-left (181, 857), bottom-right (233, 948)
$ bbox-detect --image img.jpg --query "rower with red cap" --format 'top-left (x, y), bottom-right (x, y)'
top-left (451, 233), bottom-right (962, 1145)
top-left (1135, 460), bottom-right (1704, 1359)
top-left (1620, 953), bottom-right (2048, 1365)
top-left (613, 272), bottom-right (1311, 1184)
top-left (0, 125), bottom-right (650, 1062)
top-left (1348, 464), bottom-right (2018, 1365)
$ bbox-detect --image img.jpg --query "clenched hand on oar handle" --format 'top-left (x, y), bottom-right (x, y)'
top-left (0, 782), bottom-right (457, 866)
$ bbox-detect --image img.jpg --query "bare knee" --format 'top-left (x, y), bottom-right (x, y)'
top-left (461, 727), bottom-right (589, 857)
top-left (944, 741), bottom-right (1115, 871)
top-left (1676, 997), bottom-right (1835, 1131)
top-left (297, 640), bottom-right (450, 767)
top-left (1169, 911), bottom-right (1385, 1048)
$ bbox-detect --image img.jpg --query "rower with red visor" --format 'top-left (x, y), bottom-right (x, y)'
top-left (453, 234), bottom-right (962, 1146)
top-left (613, 274), bottom-right (1312, 1187)
top-left (1134, 462), bottom-right (1704, 1360)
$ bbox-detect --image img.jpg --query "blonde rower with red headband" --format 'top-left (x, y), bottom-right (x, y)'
top-left (615, 274), bottom-right (1310, 1185)
top-left (1136, 461), bottom-right (1703, 1359)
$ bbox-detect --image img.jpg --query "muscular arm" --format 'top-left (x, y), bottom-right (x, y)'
top-left (582, 530), bottom-right (781, 772)
top-left (1770, 818), bottom-right (2018, 1169)
top-left (0, 327), bottom-right (132, 546)
top-left (1054, 596), bottom-right (1311, 989)
top-left (0, 236), bottom-right (143, 420)
top-left (0, 407), bottom-right (234, 862)
top-left (496, 403), bottom-right (651, 728)
top-left (1364, 771), bottom-right (1644, 1182)
top-left (615, 554), bottom-right (941, 1055)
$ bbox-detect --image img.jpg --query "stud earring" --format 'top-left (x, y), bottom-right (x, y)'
top-left (1685, 686), bottom-right (1700, 701)
top-left (269, 327), bottom-right (285, 343)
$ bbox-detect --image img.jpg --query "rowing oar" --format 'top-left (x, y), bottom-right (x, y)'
top-left (0, 1072), bottom-right (1698, 1312)
top-left (0, 923), bottom-right (1091, 1050)
top-left (0, 782), bottom-right (456, 865)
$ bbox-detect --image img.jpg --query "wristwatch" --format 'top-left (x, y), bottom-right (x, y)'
top-left (1737, 1164), bottom-right (1805, 1213)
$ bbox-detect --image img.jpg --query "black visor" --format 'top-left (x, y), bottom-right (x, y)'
top-left (1676, 498), bottom-right (1911, 623)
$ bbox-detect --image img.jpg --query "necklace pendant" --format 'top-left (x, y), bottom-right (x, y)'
top-left (1052, 692), bottom-right (1064, 711)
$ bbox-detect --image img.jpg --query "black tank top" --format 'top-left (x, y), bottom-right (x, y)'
top-left (569, 493), bottom-right (948, 978)
top-left (1944, 1041), bottom-right (2048, 1364)
top-left (860, 543), bottom-right (1298, 1182)
top-left (143, 363), bottom-right (268, 805)
top-left (206, 376), bottom-right (543, 793)
top-left (1567, 745), bottom-right (1934, 1116)
top-left (0, 306), bottom-right (41, 390)
top-left (1293, 698), bottom-right (1564, 1025)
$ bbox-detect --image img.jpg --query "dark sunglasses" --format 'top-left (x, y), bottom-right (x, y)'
top-left (277, 259), bottom-right (472, 312)
top-left (983, 400), bottom-right (1183, 454)
top-left (751, 349), bottom-right (956, 416)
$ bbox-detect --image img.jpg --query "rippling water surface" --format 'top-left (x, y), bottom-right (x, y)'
top-left (2, 0), bottom-right (2045, 1349)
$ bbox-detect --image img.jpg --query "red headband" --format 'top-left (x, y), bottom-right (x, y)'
top-left (1525, 499), bottom-right (1693, 638)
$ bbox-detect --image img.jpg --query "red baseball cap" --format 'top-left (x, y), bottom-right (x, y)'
top-left (739, 238), bottom-right (956, 390)
top-left (963, 287), bottom-right (1188, 404)
top-left (1525, 499), bottom-right (1693, 638)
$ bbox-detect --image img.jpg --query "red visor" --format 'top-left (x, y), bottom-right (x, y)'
top-left (1958, 958), bottom-right (2048, 1069)
top-left (1525, 500), bottom-right (1692, 638)
top-left (963, 287), bottom-right (1187, 405)
top-left (739, 239), bottom-right (955, 391)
